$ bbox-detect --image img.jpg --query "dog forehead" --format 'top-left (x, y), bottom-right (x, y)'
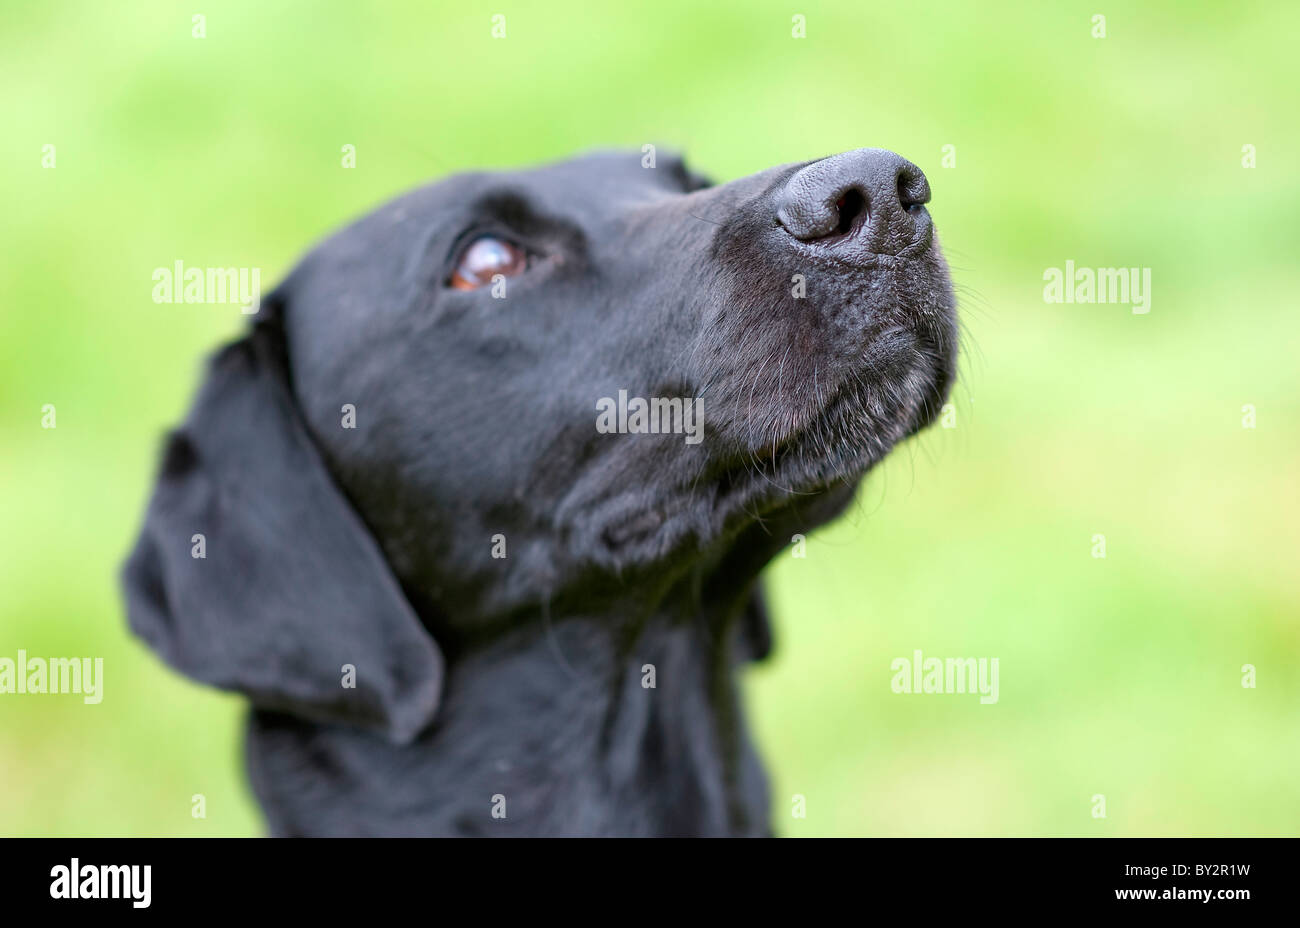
top-left (274, 149), bottom-right (696, 327)
top-left (513, 149), bottom-right (685, 193)
top-left (304, 150), bottom-right (681, 252)
top-left (423, 149), bottom-right (692, 211)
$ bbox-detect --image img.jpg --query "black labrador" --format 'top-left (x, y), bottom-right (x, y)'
top-left (123, 148), bottom-right (957, 836)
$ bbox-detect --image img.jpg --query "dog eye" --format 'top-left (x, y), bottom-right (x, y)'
top-left (448, 236), bottom-right (528, 290)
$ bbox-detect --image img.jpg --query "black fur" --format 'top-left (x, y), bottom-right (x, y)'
top-left (123, 149), bottom-right (956, 836)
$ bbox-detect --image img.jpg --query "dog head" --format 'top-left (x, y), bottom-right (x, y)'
top-left (123, 149), bottom-right (956, 742)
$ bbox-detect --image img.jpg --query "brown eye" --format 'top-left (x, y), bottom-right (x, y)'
top-left (449, 236), bottom-right (528, 290)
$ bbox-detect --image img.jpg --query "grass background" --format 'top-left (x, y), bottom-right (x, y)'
top-left (1, 0), bottom-right (1296, 836)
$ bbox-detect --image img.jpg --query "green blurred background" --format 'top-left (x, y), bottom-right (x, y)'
top-left (2, 0), bottom-right (1297, 836)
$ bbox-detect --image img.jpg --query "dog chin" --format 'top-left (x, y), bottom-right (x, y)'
top-left (727, 323), bottom-right (950, 488)
top-left (593, 328), bottom-right (952, 565)
top-left (708, 390), bottom-right (926, 531)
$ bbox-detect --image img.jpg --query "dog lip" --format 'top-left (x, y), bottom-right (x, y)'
top-left (785, 222), bottom-right (935, 267)
top-left (709, 327), bottom-right (947, 513)
top-left (706, 385), bottom-right (862, 506)
top-left (601, 507), bottom-right (665, 549)
top-left (596, 356), bottom-right (906, 551)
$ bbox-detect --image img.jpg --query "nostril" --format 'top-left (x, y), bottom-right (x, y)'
top-left (834, 188), bottom-right (867, 235)
top-left (897, 174), bottom-right (918, 210)
top-left (897, 167), bottom-right (931, 212)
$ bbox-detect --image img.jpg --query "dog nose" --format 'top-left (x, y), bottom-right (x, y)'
top-left (775, 148), bottom-right (931, 258)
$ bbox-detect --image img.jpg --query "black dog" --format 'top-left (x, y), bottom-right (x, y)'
top-left (123, 148), bottom-right (956, 836)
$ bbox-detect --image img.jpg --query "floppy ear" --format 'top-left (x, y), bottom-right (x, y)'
top-left (121, 315), bottom-right (444, 744)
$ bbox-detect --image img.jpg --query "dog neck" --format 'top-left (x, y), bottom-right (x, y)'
top-left (248, 493), bottom-right (858, 836)
top-left (247, 558), bottom-right (773, 836)
top-left (448, 586), bottom-right (770, 835)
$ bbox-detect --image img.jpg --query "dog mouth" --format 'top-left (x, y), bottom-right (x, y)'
top-left (712, 328), bottom-right (951, 510)
top-left (596, 325), bottom-right (953, 556)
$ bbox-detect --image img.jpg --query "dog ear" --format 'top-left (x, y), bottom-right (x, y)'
top-left (121, 313), bottom-right (443, 744)
top-left (667, 153), bottom-right (714, 193)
